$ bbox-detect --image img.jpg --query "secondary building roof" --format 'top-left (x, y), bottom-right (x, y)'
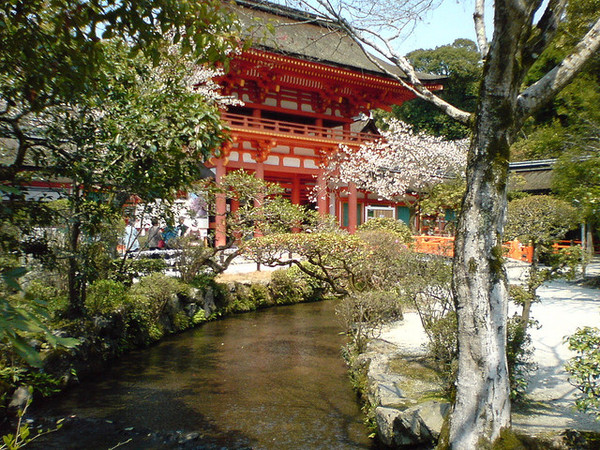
top-left (509, 159), bottom-right (555, 193)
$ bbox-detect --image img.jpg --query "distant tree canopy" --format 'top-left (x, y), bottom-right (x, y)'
top-left (512, 0), bottom-right (600, 161)
top-left (0, 0), bottom-right (241, 317)
top-left (376, 39), bottom-right (482, 140)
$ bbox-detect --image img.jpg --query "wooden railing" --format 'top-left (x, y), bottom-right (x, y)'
top-left (413, 235), bottom-right (550, 263)
top-left (221, 112), bottom-right (381, 145)
top-left (413, 235), bottom-right (455, 258)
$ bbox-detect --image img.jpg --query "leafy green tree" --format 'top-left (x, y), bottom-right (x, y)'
top-left (552, 123), bottom-right (600, 256)
top-left (419, 175), bottom-right (466, 228)
top-left (512, 0), bottom-right (600, 162)
top-left (565, 326), bottom-right (600, 419)
top-left (0, 0), bottom-right (239, 179)
top-left (505, 195), bottom-right (579, 329)
top-left (378, 39), bottom-right (481, 140)
top-left (1, 1), bottom-right (240, 317)
top-left (36, 41), bottom-right (232, 316)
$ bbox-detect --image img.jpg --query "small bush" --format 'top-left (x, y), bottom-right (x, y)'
top-left (506, 314), bottom-right (537, 401)
top-left (127, 273), bottom-right (189, 343)
top-left (85, 279), bottom-right (128, 316)
top-left (226, 283), bottom-right (259, 313)
top-left (110, 258), bottom-right (167, 286)
top-left (426, 311), bottom-right (458, 395)
top-left (565, 326), bottom-right (600, 418)
top-left (545, 246), bottom-right (584, 280)
top-left (172, 236), bottom-right (214, 283)
top-left (337, 290), bottom-right (403, 353)
top-left (358, 217), bottom-right (413, 244)
top-left (269, 265), bottom-right (328, 305)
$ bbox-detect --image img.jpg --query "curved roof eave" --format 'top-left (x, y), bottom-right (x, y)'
top-left (233, 0), bottom-right (446, 84)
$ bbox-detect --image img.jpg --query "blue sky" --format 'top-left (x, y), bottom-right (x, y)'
top-left (395, 0), bottom-right (493, 55)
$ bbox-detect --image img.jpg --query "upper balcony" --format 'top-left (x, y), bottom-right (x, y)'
top-left (221, 112), bottom-right (381, 148)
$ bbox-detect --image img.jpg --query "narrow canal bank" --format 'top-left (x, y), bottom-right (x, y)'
top-left (29, 300), bottom-right (377, 449)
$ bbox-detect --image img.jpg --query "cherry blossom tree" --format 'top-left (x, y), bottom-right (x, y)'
top-left (323, 119), bottom-right (467, 200)
top-left (277, 0), bottom-right (600, 446)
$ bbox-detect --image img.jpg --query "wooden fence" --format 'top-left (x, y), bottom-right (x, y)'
top-left (411, 236), bottom-right (579, 263)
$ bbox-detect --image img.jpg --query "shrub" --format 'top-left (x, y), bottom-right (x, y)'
top-left (337, 290), bottom-right (403, 353)
top-left (358, 217), bottom-right (413, 244)
top-left (506, 314), bottom-right (536, 401)
top-left (545, 246), bottom-right (585, 280)
top-left (85, 279), bottom-right (128, 316)
top-left (355, 231), bottom-right (415, 291)
top-left (130, 273), bottom-right (188, 318)
top-left (269, 265), bottom-right (328, 305)
top-left (426, 311), bottom-right (458, 395)
top-left (24, 279), bottom-right (68, 318)
top-left (110, 258), bottom-right (167, 286)
top-left (565, 326), bottom-right (600, 419)
top-left (172, 236), bottom-right (214, 283)
top-left (127, 273), bottom-right (189, 343)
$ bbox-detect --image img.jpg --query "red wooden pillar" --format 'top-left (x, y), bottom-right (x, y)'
top-left (317, 170), bottom-right (327, 217)
top-left (292, 175), bottom-right (301, 205)
top-left (215, 157), bottom-right (227, 247)
top-left (254, 139), bottom-right (272, 237)
top-left (291, 175), bottom-right (301, 232)
top-left (348, 182), bottom-right (357, 234)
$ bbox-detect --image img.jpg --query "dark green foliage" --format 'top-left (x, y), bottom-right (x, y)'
top-left (1, 269), bottom-right (78, 368)
top-left (512, 1), bottom-right (600, 164)
top-left (110, 258), bottom-right (167, 286)
top-left (269, 265), bottom-right (329, 305)
top-left (0, 367), bottom-right (61, 398)
top-left (380, 39), bottom-right (481, 140)
top-left (85, 280), bottom-right (129, 316)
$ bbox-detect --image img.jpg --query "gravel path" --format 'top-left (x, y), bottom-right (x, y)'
top-left (379, 258), bottom-right (600, 437)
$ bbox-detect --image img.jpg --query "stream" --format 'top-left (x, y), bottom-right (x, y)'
top-left (31, 300), bottom-right (377, 449)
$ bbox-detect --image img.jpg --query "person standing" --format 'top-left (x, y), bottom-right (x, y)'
top-left (146, 218), bottom-right (163, 250)
top-left (123, 219), bottom-right (140, 253)
top-left (177, 217), bottom-right (188, 238)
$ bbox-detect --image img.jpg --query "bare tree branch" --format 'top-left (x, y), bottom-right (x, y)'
top-left (523, 0), bottom-right (568, 65)
top-left (516, 16), bottom-right (600, 123)
top-left (474, 0), bottom-right (489, 56)
top-left (328, 12), bottom-right (472, 124)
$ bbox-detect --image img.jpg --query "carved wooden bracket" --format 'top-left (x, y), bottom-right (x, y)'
top-left (254, 139), bottom-right (277, 163)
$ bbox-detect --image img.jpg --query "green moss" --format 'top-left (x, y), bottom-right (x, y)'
top-left (489, 427), bottom-right (526, 449)
top-left (469, 257), bottom-right (478, 274)
top-left (388, 356), bottom-right (448, 404)
top-left (490, 244), bottom-right (505, 277)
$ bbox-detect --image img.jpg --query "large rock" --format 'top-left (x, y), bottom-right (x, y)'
top-left (8, 386), bottom-right (32, 415)
top-left (202, 286), bottom-right (216, 316)
top-left (375, 401), bottom-right (450, 447)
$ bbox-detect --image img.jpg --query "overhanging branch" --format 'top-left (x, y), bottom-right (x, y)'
top-left (516, 16), bottom-right (600, 124)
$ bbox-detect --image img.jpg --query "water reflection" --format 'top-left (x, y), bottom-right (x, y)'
top-left (33, 301), bottom-right (375, 449)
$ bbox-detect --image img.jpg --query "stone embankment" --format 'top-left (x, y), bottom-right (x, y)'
top-left (355, 313), bottom-right (450, 448)
top-left (360, 259), bottom-right (600, 448)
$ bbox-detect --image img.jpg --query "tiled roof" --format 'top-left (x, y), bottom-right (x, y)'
top-left (233, 0), bottom-right (443, 82)
top-left (509, 159), bottom-right (555, 192)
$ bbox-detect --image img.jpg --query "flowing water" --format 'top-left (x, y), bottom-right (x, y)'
top-left (31, 300), bottom-right (376, 449)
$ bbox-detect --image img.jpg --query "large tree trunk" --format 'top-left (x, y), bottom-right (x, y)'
top-left (449, 3), bottom-right (533, 446)
top-left (450, 105), bottom-right (512, 449)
